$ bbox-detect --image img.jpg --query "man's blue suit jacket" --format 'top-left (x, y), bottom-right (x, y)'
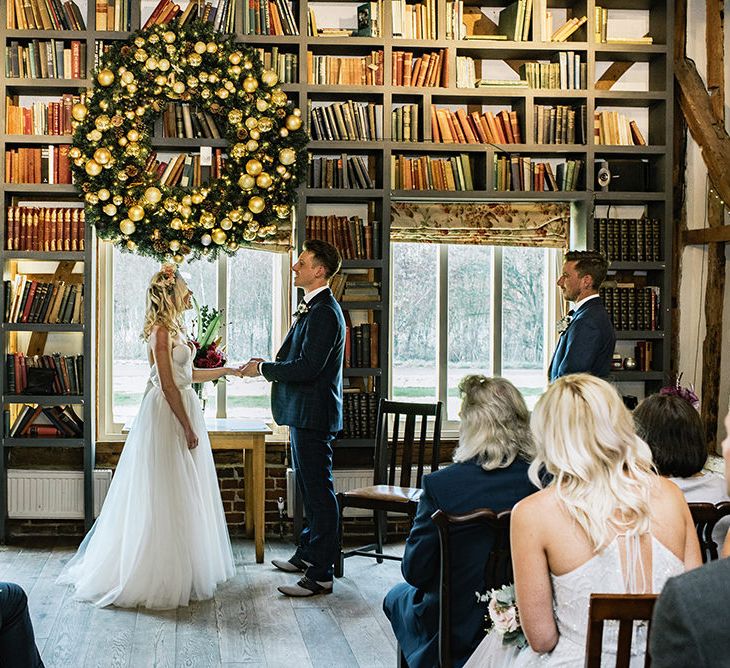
top-left (385, 458), bottom-right (536, 668)
top-left (261, 288), bottom-right (346, 432)
top-left (548, 297), bottom-right (615, 383)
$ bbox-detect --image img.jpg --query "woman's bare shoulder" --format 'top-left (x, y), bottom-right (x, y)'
top-left (513, 487), bottom-right (558, 522)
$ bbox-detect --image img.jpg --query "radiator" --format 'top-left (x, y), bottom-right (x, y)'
top-left (7, 469), bottom-right (112, 519)
top-left (286, 467), bottom-right (418, 518)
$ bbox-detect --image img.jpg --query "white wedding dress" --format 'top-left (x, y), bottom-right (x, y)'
top-left (57, 338), bottom-right (235, 609)
top-left (464, 534), bottom-right (683, 667)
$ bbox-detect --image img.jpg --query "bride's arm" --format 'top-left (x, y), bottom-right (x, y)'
top-left (192, 366), bottom-right (242, 383)
top-left (151, 326), bottom-right (198, 449)
top-left (511, 495), bottom-right (559, 654)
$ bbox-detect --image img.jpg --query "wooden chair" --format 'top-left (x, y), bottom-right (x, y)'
top-left (585, 594), bottom-right (658, 668)
top-left (335, 399), bottom-right (442, 578)
top-left (431, 508), bottom-right (513, 668)
top-left (688, 501), bottom-right (730, 562)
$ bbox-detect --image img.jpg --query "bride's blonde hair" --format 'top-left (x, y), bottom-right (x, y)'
top-left (142, 264), bottom-right (188, 341)
top-left (529, 373), bottom-right (655, 551)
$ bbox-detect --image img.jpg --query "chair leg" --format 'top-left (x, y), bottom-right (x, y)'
top-left (334, 495), bottom-right (345, 578)
top-left (375, 510), bottom-right (386, 564)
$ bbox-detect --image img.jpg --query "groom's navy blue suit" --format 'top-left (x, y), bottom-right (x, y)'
top-left (261, 287), bottom-right (345, 581)
top-left (548, 296), bottom-right (615, 383)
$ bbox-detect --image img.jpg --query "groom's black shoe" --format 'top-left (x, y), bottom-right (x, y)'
top-left (271, 556), bottom-right (308, 573)
top-left (277, 577), bottom-right (333, 597)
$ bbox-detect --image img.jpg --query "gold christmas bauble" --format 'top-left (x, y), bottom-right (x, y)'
top-left (163, 30), bottom-right (176, 43)
top-left (126, 129), bottom-right (140, 142)
top-left (121, 70), bottom-right (134, 84)
top-left (257, 117), bottom-right (273, 132)
top-left (275, 204), bottom-right (291, 219)
top-left (117, 171), bottom-right (128, 182)
top-left (126, 240), bottom-right (137, 251)
top-left (180, 205), bottom-right (192, 218)
top-left (229, 209), bottom-right (242, 222)
top-left (261, 69), bottom-right (278, 87)
top-left (238, 174), bottom-right (255, 190)
top-left (201, 233), bottom-right (212, 246)
top-left (220, 217), bottom-right (233, 230)
top-left (248, 196), bottom-right (265, 214)
top-left (229, 52), bottom-right (242, 65)
top-left (69, 146), bottom-right (82, 159)
top-left (228, 109), bottom-right (243, 125)
top-left (127, 205), bottom-right (145, 221)
top-left (216, 88), bottom-right (229, 99)
top-left (230, 65), bottom-right (242, 76)
top-left (170, 218), bottom-right (182, 230)
top-left (71, 103), bottom-right (88, 121)
top-left (246, 159), bottom-right (262, 175)
top-left (191, 193), bottom-right (203, 204)
top-left (206, 42), bottom-right (217, 53)
top-left (103, 203), bottom-right (117, 216)
top-left (189, 53), bottom-right (202, 67)
top-left (85, 159), bottom-right (102, 176)
top-left (243, 211), bottom-right (254, 222)
top-left (293, 108), bottom-right (302, 117)
top-left (172, 81), bottom-right (186, 95)
top-left (127, 83), bottom-right (138, 94)
top-left (164, 198), bottom-right (179, 212)
top-left (145, 57), bottom-right (158, 70)
top-left (155, 74), bottom-right (167, 86)
top-left (256, 99), bottom-right (269, 112)
top-left (279, 127), bottom-right (289, 137)
top-left (243, 77), bottom-right (259, 93)
top-left (173, 253), bottom-right (184, 263)
top-left (211, 229), bottom-right (227, 244)
top-left (243, 229), bottom-right (256, 242)
top-left (95, 115), bottom-right (111, 130)
top-left (246, 140), bottom-right (259, 152)
top-left (245, 116), bottom-right (258, 129)
top-left (158, 58), bottom-right (170, 71)
top-left (113, 195), bottom-right (123, 205)
top-left (200, 211), bottom-right (215, 228)
top-left (278, 148), bottom-right (296, 165)
top-left (271, 89), bottom-right (288, 106)
top-left (144, 187), bottom-right (162, 204)
top-left (93, 148), bottom-right (112, 165)
top-left (256, 172), bottom-right (272, 188)
top-left (97, 69), bottom-right (114, 86)
top-left (285, 114), bottom-right (302, 131)
top-left (85, 192), bottom-right (99, 204)
top-left (169, 240), bottom-right (181, 251)
top-left (120, 219), bottom-right (136, 235)
top-left (194, 41), bottom-right (206, 54)
top-left (249, 129), bottom-right (260, 140)
top-left (228, 241), bottom-right (239, 250)
top-left (98, 188), bottom-right (110, 201)
top-left (118, 137), bottom-right (127, 146)
top-left (182, 195), bottom-right (192, 206)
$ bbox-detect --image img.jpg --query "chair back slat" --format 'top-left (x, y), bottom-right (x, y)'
top-left (689, 501), bottom-right (730, 562)
top-left (387, 411), bottom-right (400, 486)
top-left (399, 414), bottom-right (417, 487)
top-left (585, 594), bottom-right (658, 668)
top-left (415, 415), bottom-right (428, 487)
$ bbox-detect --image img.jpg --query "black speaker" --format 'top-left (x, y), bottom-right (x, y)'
top-left (594, 159), bottom-right (649, 192)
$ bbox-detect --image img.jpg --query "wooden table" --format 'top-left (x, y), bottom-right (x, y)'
top-left (124, 418), bottom-right (272, 563)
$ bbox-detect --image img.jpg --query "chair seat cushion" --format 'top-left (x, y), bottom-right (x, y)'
top-left (341, 485), bottom-right (422, 504)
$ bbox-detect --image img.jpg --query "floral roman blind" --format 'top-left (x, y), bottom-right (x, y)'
top-left (390, 201), bottom-right (570, 247)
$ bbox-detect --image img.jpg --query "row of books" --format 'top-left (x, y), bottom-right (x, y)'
top-left (143, 0), bottom-right (234, 32)
top-left (6, 353), bottom-right (84, 395)
top-left (6, 206), bottom-right (85, 252)
top-left (493, 156), bottom-right (583, 192)
top-left (391, 153), bottom-right (474, 191)
top-left (254, 46), bottom-right (298, 83)
top-left (391, 104), bottom-right (419, 142)
top-left (391, 0), bottom-right (436, 39)
top-left (4, 276), bottom-right (84, 324)
top-left (95, 0), bottom-right (132, 30)
top-left (5, 93), bottom-right (83, 136)
top-left (307, 51), bottom-right (384, 85)
top-left (161, 103), bottom-right (222, 140)
top-left (244, 0), bottom-right (298, 35)
top-left (593, 218), bottom-right (662, 263)
top-left (352, 1), bottom-right (383, 37)
top-left (594, 7), bottom-right (653, 45)
top-left (152, 151), bottom-right (225, 188)
top-left (305, 215), bottom-right (380, 260)
top-left (519, 54), bottom-right (586, 90)
top-left (633, 341), bottom-right (655, 372)
top-left (345, 322), bottom-right (379, 368)
top-left (7, 0), bottom-right (84, 30)
top-left (6, 39), bottom-right (86, 80)
top-left (7, 404), bottom-right (83, 438)
top-left (600, 285), bottom-right (661, 331)
top-left (392, 49), bottom-right (447, 88)
top-left (5, 146), bottom-right (72, 185)
top-left (534, 104), bottom-right (587, 145)
top-left (308, 154), bottom-right (376, 189)
top-left (594, 112), bottom-right (647, 146)
top-left (330, 273), bottom-right (381, 303)
top-left (308, 100), bottom-right (384, 142)
top-left (432, 106), bottom-right (522, 145)
top-left (339, 391), bottom-right (377, 440)
top-left (497, 0), bottom-right (533, 41)
top-left (550, 16), bottom-right (587, 42)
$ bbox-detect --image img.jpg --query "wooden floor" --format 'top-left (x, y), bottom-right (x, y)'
top-left (0, 538), bottom-right (405, 668)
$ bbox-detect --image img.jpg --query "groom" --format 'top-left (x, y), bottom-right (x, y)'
top-left (242, 239), bottom-right (346, 596)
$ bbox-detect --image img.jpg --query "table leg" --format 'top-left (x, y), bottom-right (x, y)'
top-left (244, 450), bottom-right (254, 539)
top-left (253, 440), bottom-right (266, 563)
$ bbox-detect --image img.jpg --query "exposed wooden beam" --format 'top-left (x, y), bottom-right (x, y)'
top-left (706, 0), bottom-right (725, 118)
top-left (683, 226), bottom-right (730, 245)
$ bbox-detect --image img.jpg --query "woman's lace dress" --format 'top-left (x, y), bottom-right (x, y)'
top-left (464, 535), bottom-right (683, 667)
top-left (57, 339), bottom-right (235, 609)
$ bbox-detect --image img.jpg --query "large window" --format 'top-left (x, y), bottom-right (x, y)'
top-left (100, 243), bottom-right (289, 438)
top-left (392, 243), bottom-right (557, 423)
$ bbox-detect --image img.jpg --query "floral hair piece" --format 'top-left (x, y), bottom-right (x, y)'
top-left (159, 263), bottom-right (177, 291)
top-left (659, 373), bottom-right (700, 411)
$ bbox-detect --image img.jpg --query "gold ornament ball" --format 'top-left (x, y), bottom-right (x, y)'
top-left (173, 253), bottom-right (184, 263)
top-left (276, 165), bottom-right (286, 175)
top-left (246, 139), bottom-right (259, 152)
top-left (256, 172), bottom-right (272, 188)
top-left (261, 69), bottom-right (279, 87)
top-left (121, 70), bottom-right (134, 84)
top-left (278, 148), bottom-right (296, 165)
top-left (271, 89), bottom-right (288, 106)
top-left (128, 205), bottom-right (145, 222)
top-left (172, 81), bottom-right (186, 95)
top-left (103, 203), bottom-right (117, 216)
top-left (69, 146), bottom-right (82, 159)
top-left (155, 74), bottom-right (167, 86)
top-left (189, 53), bottom-right (202, 67)
top-left (170, 218), bottom-right (182, 230)
top-left (180, 205), bottom-right (192, 218)
top-left (119, 219), bottom-right (136, 235)
top-left (229, 52), bottom-right (242, 65)
top-left (164, 198), bottom-right (179, 212)
top-left (217, 88), bottom-right (229, 99)
top-left (158, 58), bottom-right (170, 71)
top-left (93, 148), bottom-right (112, 165)
top-left (191, 193), bottom-right (203, 205)
top-left (243, 77), bottom-right (259, 93)
top-left (98, 188), bottom-right (110, 201)
top-left (145, 57), bottom-right (158, 70)
top-left (118, 137), bottom-right (128, 146)
top-left (243, 59), bottom-right (252, 69)
top-left (246, 159), bottom-right (263, 176)
top-left (256, 99), bottom-right (269, 113)
top-left (117, 171), bottom-right (129, 182)
top-left (285, 114), bottom-right (302, 131)
top-left (95, 115), bottom-right (111, 130)
top-left (275, 204), bottom-right (291, 219)
top-left (245, 116), bottom-right (258, 129)
top-left (249, 129), bottom-right (260, 140)
top-left (144, 187), bottom-right (162, 204)
top-left (229, 209), bottom-right (242, 222)
top-left (85, 159), bottom-right (102, 176)
top-left (228, 109), bottom-right (243, 125)
top-left (201, 233), bottom-right (212, 246)
top-left (228, 240), bottom-right (239, 251)
top-left (208, 73), bottom-right (219, 84)
top-left (71, 103), bottom-right (88, 121)
top-left (248, 196), bottom-right (265, 214)
top-left (97, 69), bottom-right (115, 86)
top-left (113, 195), bottom-right (123, 205)
top-left (238, 174), bottom-right (255, 190)
top-left (74, 157), bottom-right (84, 167)
top-left (258, 118), bottom-right (273, 132)
top-left (211, 229), bottom-right (227, 245)
top-left (206, 42), bottom-right (217, 53)
top-left (127, 83), bottom-right (138, 94)
top-left (182, 195), bottom-right (192, 206)
top-left (293, 108), bottom-right (302, 117)
top-left (127, 240), bottom-right (137, 251)
top-left (243, 229), bottom-right (256, 242)
top-left (230, 65), bottom-right (242, 77)
top-left (85, 192), bottom-right (99, 204)
top-left (169, 240), bottom-right (181, 252)
top-left (243, 211), bottom-right (254, 222)
top-left (163, 31), bottom-right (176, 43)
top-left (127, 129), bottom-right (140, 142)
top-left (220, 217), bottom-right (233, 230)
top-left (279, 128), bottom-right (289, 137)
top-left (200, 211), bottom-right (215, 228)
top-left (194, 41), bottom-right (206, 54)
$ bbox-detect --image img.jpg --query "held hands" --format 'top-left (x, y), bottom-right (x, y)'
top-left (240, 358), bottom-right (265, 378)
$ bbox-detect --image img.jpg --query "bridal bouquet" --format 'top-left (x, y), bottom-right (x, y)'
top-left (190, 299), bottom-right (226, 400)
top-left (477, 584), bottom-right (528, 649)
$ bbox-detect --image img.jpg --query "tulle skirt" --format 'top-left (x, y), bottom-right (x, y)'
top-left (57, 384), bottom-right (235, 609)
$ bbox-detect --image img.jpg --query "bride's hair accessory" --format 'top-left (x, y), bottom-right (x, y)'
top-left (159, 263), bottom-right (178, 291)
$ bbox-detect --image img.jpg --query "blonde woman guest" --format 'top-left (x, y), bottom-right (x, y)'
top-left (384, 376), bottom-right (537, 668)
top-left (465, 374), bottom-right (701, 667)
top-left (58, 265), bottom-right (240, 609)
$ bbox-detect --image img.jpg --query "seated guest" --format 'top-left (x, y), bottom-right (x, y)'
top-left (0, 582), bottom-right (44, 667)
top-left (465, 374), bottom-right (700, 667)
top-left (383, 375), bottom-right (537, 668)
top-left (634, 393), bottom-right (730, 549)
top-left (651, 406), bottom-right (730, 667)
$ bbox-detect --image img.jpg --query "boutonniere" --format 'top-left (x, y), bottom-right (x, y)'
top-left (293, 302), bottom-right (309, 320)
top-left (556, 313), bottom-right (573, 335)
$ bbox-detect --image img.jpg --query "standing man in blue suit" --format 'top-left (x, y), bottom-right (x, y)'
top-left (548, 250), bottom-right (615, 383)
top-left (242, 239), bottom-right (346, 597)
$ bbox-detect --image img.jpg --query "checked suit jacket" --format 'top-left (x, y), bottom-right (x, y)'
top-left (548, 297), bottom-right (615, 383)
top-left (261, 287), bottom-right (346, 433)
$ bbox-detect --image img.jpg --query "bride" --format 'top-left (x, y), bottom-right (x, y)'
top-left (58, 264), bottom-right (239, 609)
top-left (465, 374), bottom-right (701, 667)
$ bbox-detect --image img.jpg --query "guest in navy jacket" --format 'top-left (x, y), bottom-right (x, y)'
top-left (383, 375), bottom-right (537, 668)
top-left (549, 250), bottom-right (615, 383)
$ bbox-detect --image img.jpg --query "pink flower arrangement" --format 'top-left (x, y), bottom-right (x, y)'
top-left (476, 584), bottom-right (528, 649)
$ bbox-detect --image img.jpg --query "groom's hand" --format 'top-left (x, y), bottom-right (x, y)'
top-left (240, 358), bottom-right (264, 377)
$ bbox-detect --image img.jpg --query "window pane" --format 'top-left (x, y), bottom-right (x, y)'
top-left (391, 243), bottom-right (438, 403)
top-left (447, 245), bottom-right (492, 420)
top-left (225, 250), bottom-right (277, 420)
top-left (502, 246), bottom-right (547, 408)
